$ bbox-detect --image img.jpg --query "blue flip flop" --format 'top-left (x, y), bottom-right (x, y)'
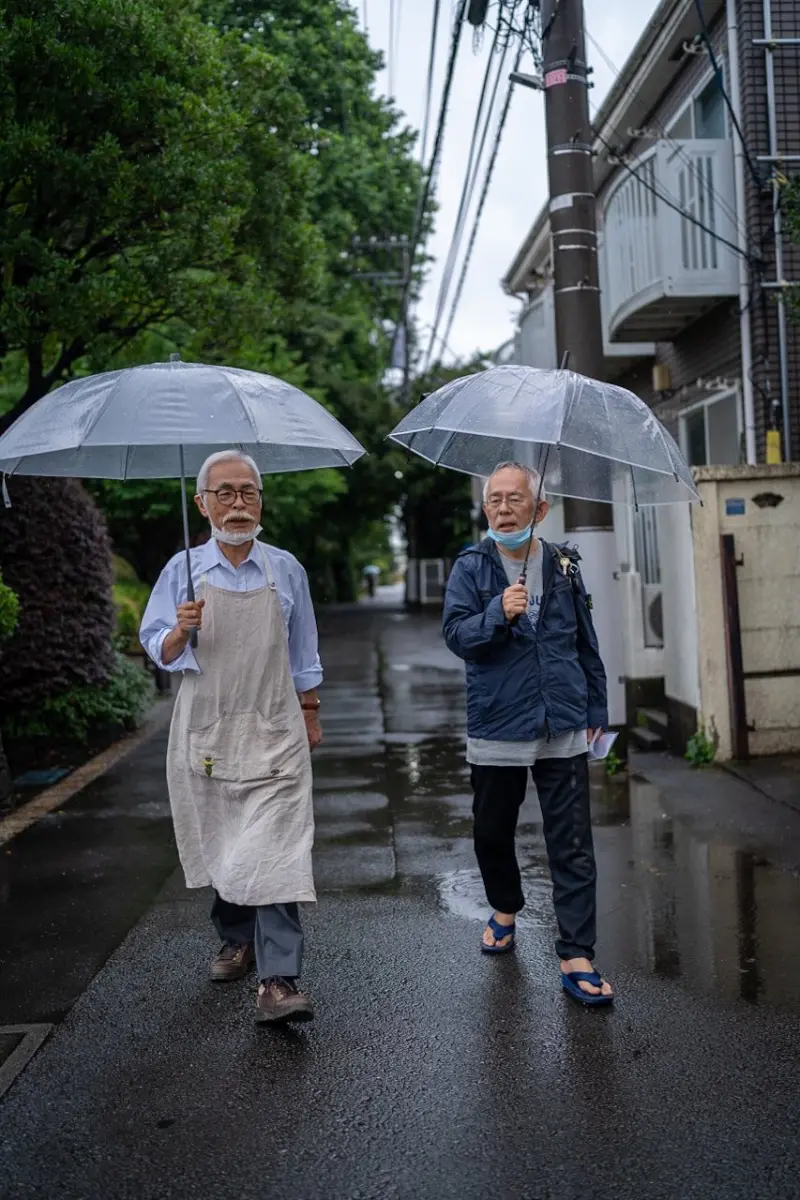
top-left (481, 915), bottom-right (516, 955)
top-left (562, 968), bottom-right (614, 1007)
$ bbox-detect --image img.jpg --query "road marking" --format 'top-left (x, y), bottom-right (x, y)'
top-left (0, 700), bottom-right (173, 848)
top-left (0, 1025), bottom-right (53, 1099)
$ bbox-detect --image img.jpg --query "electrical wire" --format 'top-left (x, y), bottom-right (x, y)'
top-left (423, 20), bottom-right (511, 369)
top-left (438, 42), bottom-right (525, 361)
top-left (419, 0), bottom-right (442, 166)
top-left (593, 127), bottom-right (756, 265)
top-left (388, 0), bottom-right (395, 95)
top-left (391, 0), bottom-right (469, 371)
top-left (692, 0), bottom-right (762, 189)
top-left (585, 28), bottom-right (748, 246)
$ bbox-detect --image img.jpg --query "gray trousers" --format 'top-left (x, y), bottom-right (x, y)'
top-left (211, 893), bottom-right (304, 981)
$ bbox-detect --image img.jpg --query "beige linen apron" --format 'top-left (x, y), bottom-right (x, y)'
top-left (166, 545), bottom-right (315, 907)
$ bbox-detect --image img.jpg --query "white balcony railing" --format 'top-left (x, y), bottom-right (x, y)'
top-left (603, 139), bottom-right (739, 343)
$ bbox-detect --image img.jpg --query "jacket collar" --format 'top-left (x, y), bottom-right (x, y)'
top-left (465, 536), bottom-right (555, 585)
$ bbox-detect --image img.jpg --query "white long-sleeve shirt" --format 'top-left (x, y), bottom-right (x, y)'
top-left (139, 538), bottom-right (323, 692)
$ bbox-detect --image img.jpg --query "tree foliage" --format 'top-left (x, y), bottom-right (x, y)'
top-left (0, 0), bottom-right (321, 431)
top-left (393, 359), bottom-right (483, 562)
top-left (0, 0), bottom-right (429, 609)
top-left (0, 478), bottom-right (115, 714)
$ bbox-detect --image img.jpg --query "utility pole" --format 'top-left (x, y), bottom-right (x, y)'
top-left (541, 0), bottom-right (625, 731)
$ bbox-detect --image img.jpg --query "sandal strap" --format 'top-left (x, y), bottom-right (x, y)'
top-left (564, 970), bottom-right (603, 986)
top-left (487, 916), bottom-right (515, 940)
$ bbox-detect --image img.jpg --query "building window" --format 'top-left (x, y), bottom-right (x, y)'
top-left (666, 72), bottom-right (728, 140)
top-left (679, 389), bottom-right (742, 467)
top-left (694, 78), bottom-right (726, 139)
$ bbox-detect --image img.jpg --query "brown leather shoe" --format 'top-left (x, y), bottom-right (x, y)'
top-left (210, 941), bottom-right (254, 982)
top-left (255, 977), bottom-right (314, 1024)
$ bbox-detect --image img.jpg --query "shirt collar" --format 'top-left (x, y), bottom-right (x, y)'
top-left (202, 537), bottom-right (264, 575)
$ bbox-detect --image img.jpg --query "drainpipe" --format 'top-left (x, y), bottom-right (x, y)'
top-left (726, 0), bottom-right (757, 465)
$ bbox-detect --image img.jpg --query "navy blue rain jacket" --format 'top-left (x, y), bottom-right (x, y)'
top-left (442, 539), bottom-right (608, 741)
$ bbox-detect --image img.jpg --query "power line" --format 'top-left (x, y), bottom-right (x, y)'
top-left (418, 0), bottom-right (442, 167)
top-left (692, 0), bottom-right (762, 189)
top-left (424, 20), bottom-right (510, 369)
top-left (438, 43), bottom-right (525, 362)
top-left (391, 0), bottom-right (468, 372)
top-left (585, 27), bottom-right (748, 246)
top-left (388, 0), bottom-right (395, 95)
top-left (593, 127), bottom-right (756, 265)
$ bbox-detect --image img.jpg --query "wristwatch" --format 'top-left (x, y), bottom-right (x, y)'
top-left (301, 699), bottom-right (321, 711)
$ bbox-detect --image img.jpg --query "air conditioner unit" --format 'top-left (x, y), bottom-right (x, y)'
top-left (642, 585), bottom-right (664, 649)
top-left (419, 559), bottom-right (445, 606)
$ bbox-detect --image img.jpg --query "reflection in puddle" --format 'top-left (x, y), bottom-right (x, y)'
top-left (437, 865), bottom-right (553, 927)
top-left (428, 774), bottom-right (800, 1009)
top-left (627, 778), bottom-right (800, 1006)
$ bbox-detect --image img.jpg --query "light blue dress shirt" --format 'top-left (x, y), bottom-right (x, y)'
top-left (139, 538), bottom-right (323, 691)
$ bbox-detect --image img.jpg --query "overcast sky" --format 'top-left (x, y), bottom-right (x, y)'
top-left (360, 0), bottom-right (661, 364)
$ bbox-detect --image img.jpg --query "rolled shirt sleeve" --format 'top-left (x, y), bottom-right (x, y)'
top-left (287, 560), bottom-right (323, 692)
top-left (139, 555), bottom-right (200, 674)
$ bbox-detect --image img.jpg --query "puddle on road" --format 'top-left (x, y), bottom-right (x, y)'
top-left (315, 733), bottom-right (800, 1010)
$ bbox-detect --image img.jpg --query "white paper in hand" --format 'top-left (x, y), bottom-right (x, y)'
top-left (587, 731), bottom-right (618, 762)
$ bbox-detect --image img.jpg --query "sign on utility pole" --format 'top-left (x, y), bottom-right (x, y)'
top-left (541, 0), bottom-right (625, 729)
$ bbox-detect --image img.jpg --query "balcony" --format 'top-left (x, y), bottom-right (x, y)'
top-left (517, 269), bottom-right (655, 382)
top-left (603, 140), bottom-right (739, 343)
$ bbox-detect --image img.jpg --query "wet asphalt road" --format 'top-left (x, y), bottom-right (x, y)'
top-left (2, 595), bottom-right (800, 1199)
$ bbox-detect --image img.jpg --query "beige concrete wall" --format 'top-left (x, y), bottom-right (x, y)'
top-left (692, 465), bottom-right (800, 760)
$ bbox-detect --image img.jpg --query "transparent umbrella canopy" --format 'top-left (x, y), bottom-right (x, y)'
top-left (387, 364), bottom-right (698, 507)
top-left (0, 359), bottom-right (367, 638)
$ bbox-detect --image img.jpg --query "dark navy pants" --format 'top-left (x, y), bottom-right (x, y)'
top-left (470, 754), bottom-right (596, 960)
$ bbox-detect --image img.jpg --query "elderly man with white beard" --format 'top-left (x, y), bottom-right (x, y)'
top-left (140, 449), bottom-right (322, 1025)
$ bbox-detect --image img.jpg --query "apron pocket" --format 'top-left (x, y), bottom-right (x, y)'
top-left (188, 711), bottom-right (296, 784)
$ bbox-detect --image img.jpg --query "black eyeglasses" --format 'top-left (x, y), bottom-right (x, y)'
top-left (203, 486), bottom-right (263, 506)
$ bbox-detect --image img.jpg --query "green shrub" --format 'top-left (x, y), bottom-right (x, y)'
top-left (0, 572), bottom-right (19, 642)
top-left (605, 749), bottom-right (623, 777)
top-left (685, 723), bottom-right (716, 768)
top-left (0, 478), bottom-right (115, 716)
top-left (2, 653), bottom-right (153, 745)
top-left (112, 558), bottom-right (151, 653)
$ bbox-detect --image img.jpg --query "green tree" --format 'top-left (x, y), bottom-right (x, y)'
top-left (203, 0), bottom-right (423, 600)
top-left (394, 359), bottom-right (482, 567)
top-left (0, 0), bottom-right (321, 433)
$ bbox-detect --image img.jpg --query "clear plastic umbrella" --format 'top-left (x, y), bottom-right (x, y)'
top-left (387, 364), bottom-right (698, 507)
top-left (0, 358), bottom-right (366, 640)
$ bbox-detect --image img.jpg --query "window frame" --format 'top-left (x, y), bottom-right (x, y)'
top-left (665, 61), bottom-right (729, 141)
top-left (678, 384), bottom-right (743, 467)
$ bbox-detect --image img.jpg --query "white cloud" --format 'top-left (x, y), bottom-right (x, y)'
top-left (362, 0), bottom-right (660, 362)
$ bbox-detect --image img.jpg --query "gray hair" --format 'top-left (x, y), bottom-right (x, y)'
top-left (196, 450), bottom-right (261, 495)
top-left (483, 461), bottom-right (547, 503)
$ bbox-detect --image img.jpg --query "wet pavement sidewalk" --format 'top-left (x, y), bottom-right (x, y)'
top-left (2, 599), bottom-right (800, 1199)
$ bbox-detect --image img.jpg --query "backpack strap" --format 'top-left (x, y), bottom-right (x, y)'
top-left (551, 542), bottom-right (593, 610)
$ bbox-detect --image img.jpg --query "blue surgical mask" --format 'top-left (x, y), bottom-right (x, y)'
top-left (487, 524), bottom-right (533, 550)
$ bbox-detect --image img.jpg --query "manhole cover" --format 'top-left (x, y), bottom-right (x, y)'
top-left (0, 1025), bottom-right (52, 1099)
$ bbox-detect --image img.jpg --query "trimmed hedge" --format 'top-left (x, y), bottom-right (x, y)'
top-left (2, 652), bottom-right (153, 745)
top-left (0, 477), bottom-right (116, 714)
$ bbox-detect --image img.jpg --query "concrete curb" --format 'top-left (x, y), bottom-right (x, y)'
top-left (0, 698), bottom-right (173, 847)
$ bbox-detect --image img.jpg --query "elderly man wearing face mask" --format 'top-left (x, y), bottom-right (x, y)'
top-left (140, 450), bottom-right (322, 1025)
top-left (442, 461), bottom-right (614, 1006)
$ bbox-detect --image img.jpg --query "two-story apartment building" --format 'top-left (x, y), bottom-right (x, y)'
top-left (501, 0), bottom-right (799, 752)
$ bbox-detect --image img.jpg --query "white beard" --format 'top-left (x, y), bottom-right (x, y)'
top-left (210, 522), bottom-right (263, 546)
